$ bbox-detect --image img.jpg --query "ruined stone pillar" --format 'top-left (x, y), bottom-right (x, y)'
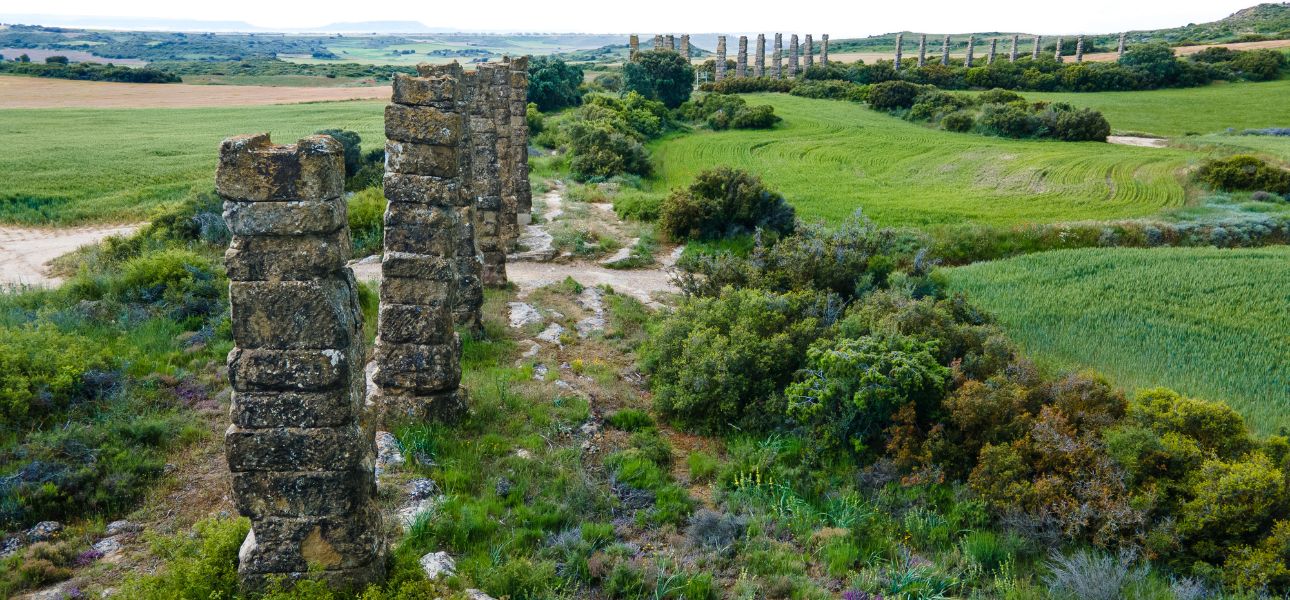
top-left (665, 34), bottom-right (675, 52)
top-left (681, 34), bottom-right (691, 59)
top-left (715, 36), bottom-right (727, 81)
top-left (1055, 37), bottom-right (1063, 62)
top-left (462, 65), bottom-right (503, 296)
top-left (821, 34), bottom-right (829, 66)
top-left (988, 38), bottom-right (998, 65)
top-left (918, 34), bottom-right (927, 67)
top-left (1033, 36), bottom-right (1042, 60)
top-left (966, 35), bottom-right (975, 67)
top-left (737, 35), bottom-right (748, 77)
top-left (772, 33), bottom-right (783, 78)
top-left (377, 65), bottom-right (468, 421)
top-left (805, 34), bottom-right (814, 69)
top-left (894, 33), bottom-right (903, 71)
top-left (788, 34), bottom-right (799, 78)
top-left (1118, 32), bottom-right (1126, 57)
top-left (941, 35), bottom-right (951, 66)
top-left (508, 57), bottom-right (531, 251)
top-left (1075, 35), bottom-right (1084, 62)
top-left (219, 133), bottom-right (385, 593)
top-left (653, 35), bottom-right (663, 51)
top-left (755, 34), bottom-right (766, 76)
top-left (629, 35), bottom-right (639, 61)
top-left (1010, 34), bottom-right (1019, 62)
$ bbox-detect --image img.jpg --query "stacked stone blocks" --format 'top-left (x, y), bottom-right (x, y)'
top-left (219, 133), bottom-right (385, 592)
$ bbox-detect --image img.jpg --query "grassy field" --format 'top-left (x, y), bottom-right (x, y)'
top-left (1024, 79), bottom-right (1290, 137)
top-left (0, 100), bottom-right (384, 224)
top-left (946, 246), bottom-right (1290, 434)
top-left (650, 94), bottom-right (1195, 227)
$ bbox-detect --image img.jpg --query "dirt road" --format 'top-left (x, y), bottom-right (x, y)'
top-left (0, 76), bottom-right (390, 109)
top-left (0, 223), bottom-right (140, 287)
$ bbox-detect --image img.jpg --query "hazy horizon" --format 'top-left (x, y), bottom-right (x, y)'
top-left (0, 1), bottom-right (1275, 37)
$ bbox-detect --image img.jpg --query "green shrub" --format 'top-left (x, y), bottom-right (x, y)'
top-left (960, 530), bottom-right (1018, 572)
top-left (909, 90), bottom-right (973, 121)
top-left (867, 80), bottom-right (929, 111)
top-left (786, 335), bottom-right (950, 456)
top-left (698, 77), bottom-right (795, 94)
top-left (315, 129), bottom-right (362, 177)
top-left (111, 248), bottom-right (220, 309)
top-left (525, 102), bottom-right (544, 134)
top-left (0, 324), bottom-right (109, 426)
top-left (821, 537), bottom-right (862, 577)
top-left (613, 190), bottom-right (663, 221)
top-left (687, 452), bottom-right (719, 482)
top-left (941, 110), bottom-right (975, 132)
top-left (978, 88), bottom-right (1025, 105)
top-left (116, 516), bottom-right (248, 599)
top-left (658, 167), bottom-right (795, 242)
top-left (643, 288), bottom-right (828, 433)
top-left (607, 408), bottom-right (654, 431)
top-left (1051, 107), bottom-right (1111, 142)
top-left (528, 56), bottom-right (584, 111)
top-left (978, 102), bottom-right (1042, 138)
top-left (623, 49), bottom-right (695, 108)
top-left (1196, 155), bottom-right (1290, 195)
top-left (790, 80), bottom-right (867, 102)
top-left (730, 104), bottom-right (781, 129)
top-left (629, 430), bottom-right (674, 467)
top-left (604, 562), bottom-right (647, 598)
top-left (348, 187), bottom-right (386, 258)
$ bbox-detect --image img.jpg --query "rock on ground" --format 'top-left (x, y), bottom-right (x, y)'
top-left (536, 323), bottom-right (565, 345)
top-left (507, 302), bottom-right (544, 328)
top-left (420, 551), bottom-right (456, 580)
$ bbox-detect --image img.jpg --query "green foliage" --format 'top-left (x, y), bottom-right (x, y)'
top-left (687, 452), bottom-right (719, 483)
top-left (867, 80), bottom-right (929, 111)
top-left (643, 288), bottom-right (828, 433)
top-left (315, 129), bottom-right (362, 177)
top-left (1179, 454), bottom-right (1286, 564)
top-left (348, 187), bottom-right (387, 258)
top-left (786, 335), bottom-right (949, 456)
top-left (116, 516), bottom-right (248, 599)
top-left (527, 56), bottom-right (585, 111)
top-left (789, 79), bottom-right (868, 102)
top-left (525, 102), bottom-right (544, 135)
top-left (563, 93), bottom-right (670, 181)
top-left (606, 408), bottom-right (654, 432)
top-left (623, 50), bottom-right (696, 109)
top-left (1196, 155), bottom-right (1290, 194)
top-left (0, 324), bottom-right (109, 426)
top-left (657, 167), bottom-right (795, 242)
top-left (0, 59), bottom-right (180, 83)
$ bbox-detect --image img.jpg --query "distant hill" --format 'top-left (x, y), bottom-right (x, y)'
top-left (0, 14), bottom-right (262, 32)
top-left (302, 21), bottom-right (457, 34)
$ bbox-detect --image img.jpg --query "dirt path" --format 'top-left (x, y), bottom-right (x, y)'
top-left (0, 223), bottom-right (141, 287)
top-left (0, 76), bottom-right (390, 109)
top-left (1108, 135), bottom-right (1169, 148)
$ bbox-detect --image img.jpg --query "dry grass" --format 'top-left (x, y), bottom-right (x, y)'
top-left (0, 75), bottom-right (390, 109)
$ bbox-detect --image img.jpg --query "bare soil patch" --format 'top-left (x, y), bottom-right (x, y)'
top-left (0, 223), bottom-right (141, 287)
top-left (1108, 135), bottom-right (1169, 148)
top-left (0, 75), bottom-right (390, 109)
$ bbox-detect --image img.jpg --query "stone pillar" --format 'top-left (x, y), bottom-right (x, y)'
top-left (653, 35), bottom-right (663, 51)
top-left (377, 64), bottom-right (468, 421)
top-left (894, 33), bottom-right (903, 71)
top-left (821, 34), bottom-right (829, 66)
top-left (1118, 32), bottom-right (1126, 57)
top-left (988, 38), bottom-right (998, 65)
top-left (1055, 37), bottom-right (1064, 62)
top-left (219, 133), bottom-right (385, 593)
top-left (1010, 34), bottom-right (1019, 62)
top-left (1075, 35), bottom-right (1084, 62)
top-left (788, 34), bottom-right (799, 78)
top-left (681, 34), bottom-right (690, 59)
top-left (715, 36), bottom-right (727, 81)
top-left (665, 34), bottom-right (675, 52)
top-left (966, 35), bottom-right (975, 67)
top-left (509, 57), bottom-right (531, 246)
top-left (941, 35), bottom-right (951, 66)
top-left (772, 33), bottom-right (783, 78)
top-left (805, 34), bottom-right (814, 69)
top-left (737, 35), bottom-right (748, 77)
top-left (629, 35), bottom-right (639, 61)
top-left (1033, 36), bottom-right (1043, 60)
top-left (755, 34), bottom-right (766, 76)
top-left (464, 65), bottom-right (503, 295)
top-left (918, 34), bottom-right (927, 67)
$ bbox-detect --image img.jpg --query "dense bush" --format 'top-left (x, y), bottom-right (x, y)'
top-left (680, 93), bottom-right (781, 130)
top-left (698, 77), bottom-right (795, 94)
top-left (623, 50), bottom-right (696, 109)
top-left (315, 129), bottom-right (362, 177)
top-left (729, 104), bottom-right (780, 129)
top-left (1050, 107), bottom-right (1112, 141)
top-left (0, 60), bottom-right (180, 83)
top-left (658, 168), bottom-right (795, 242)
top-left (562, 93), bottom-right (671, 181)
top-left (527, 56), bottom-right (585, 111)
top-left (0, 325), bottom-right (109, 427)
top-left (789, 80), bottom-right (868, 102)
top-left (1196, 155), bottom-right (1290, 195)
top-left (977, 102), bottom-right (1042, 138)
top-left (866, 80), bottom-right (928, 111)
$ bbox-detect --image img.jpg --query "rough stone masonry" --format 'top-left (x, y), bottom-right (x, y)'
top-left (715, 36), bottom-right (727, 81)
top-left (507, 57), bottom-right (531, 250)
top-left (773, 33), bottom-right (783, 78)
top-left (737, 35), bottom-right (748, 78)
top-left (755, 34), bottom-right (766, 77)
top-left (219, 133), bottom-right (385, 593)
top-left (464, 63), bottom-right (505, 297)
top-left (376, 64), bottom-right (469, 422)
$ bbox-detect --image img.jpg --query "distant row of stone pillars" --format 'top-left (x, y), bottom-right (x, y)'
top-left (629, 33), bottom-right (691, 59)
top-left (710, 33), bottom-right (829, 81)
top-left (220, 57), bottom-right (530, 593)
top-left (894, 32), bottom-right (1128, 70)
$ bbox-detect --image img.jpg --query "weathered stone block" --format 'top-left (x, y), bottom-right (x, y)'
top-left (372, 389), bottom-right (465, 422)
top-left (385, 141), bottom-right (463, 178)
top-left (381, 252), bottom-right (457, 280)
top-left (372, 341), bottom-right (461, 394)
top-left (226, 424), bottom-right (370, 472)
top-left (230, 278), bottom-right (360, 350)
top-left (377, 304), bottom-right (455, 345)
top-left (228, 347), bottom-right (354, 392)
top-left (383, 172), bottom-right (465, 206)
top-left (223, 199), bottom-right (345, 237)
top-left (379, 276), bottom-right (454, 308)
top-left (382, 204), bottom-right (460, 256)
top-left (232, 468), bottom-right (376, 519)
top-left (237, 507), bottom-right (384, 573)
top-left (230, 389), bottom-right (360, 429)
top-left (224, 230), bottom-right (350, 282)
top-left (384, 104), bottom-right (463, 146)
top-left (391, 73), bottom-right (459, 107)
top-left (217, 134), bottom-right (344, 202)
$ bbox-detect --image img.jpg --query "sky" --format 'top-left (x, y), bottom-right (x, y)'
top-left (3, 0), bottom-right (1270, 36)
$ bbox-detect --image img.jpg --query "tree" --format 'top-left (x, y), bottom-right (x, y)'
top-left (623, 50), bottom-right (695, 109)
top-left (18, 54), bottom-right (30, 63)
top-left (527, 56), bottom-right (584, 112)
top-left (315, 129), bottom-right (362, 177)
top-left (1119, 42), bottom-right (1181, 87)
top-left (45, 55), bottom-right (69, 65)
